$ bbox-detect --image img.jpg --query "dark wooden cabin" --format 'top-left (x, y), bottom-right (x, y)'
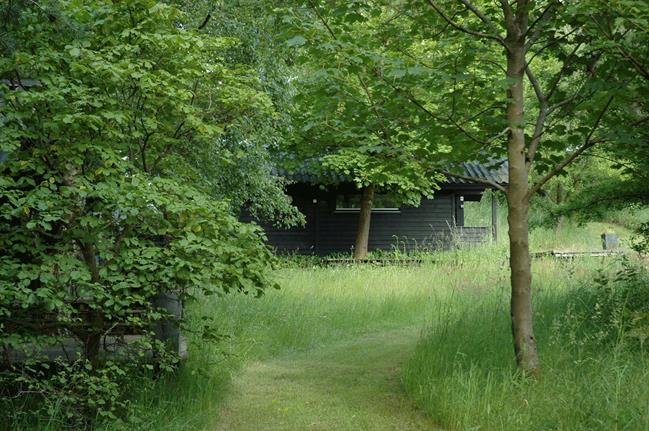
top-left (246, 162), bottom-right (508, 255)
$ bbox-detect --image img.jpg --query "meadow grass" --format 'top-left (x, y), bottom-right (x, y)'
top-left (403, 253), bottom-right (649, 430)
top-left (108, 263), bottom-right (451, 430)
top-left (400, 221), bottom-right (649, 430)
top-left (105, 221), bottom-right (647, 430)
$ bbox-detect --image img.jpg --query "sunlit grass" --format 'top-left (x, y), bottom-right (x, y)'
top-left (102, 222), bottom-right (645, 430)
top-left (106, 264), bottom-right (452, 430)
top-left (403, 256), bottom-right (649, 430)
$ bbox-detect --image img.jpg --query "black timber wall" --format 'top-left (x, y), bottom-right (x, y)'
top-left (317, 195), bottom-right (455, 254)
top-left (244, 183), bottom-right (489, 255)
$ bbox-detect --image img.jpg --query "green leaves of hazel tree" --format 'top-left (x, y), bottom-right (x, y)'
top-left (0, 0), bottom-right (277, 424)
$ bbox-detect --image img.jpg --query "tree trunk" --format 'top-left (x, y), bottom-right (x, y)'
top-left (353, 185), bottom-right (374, 259)
top-left (78, 240), bottom-right (104, 368)
top-left (554, 182), bottom-right (565, 233)
top-left (505, 27), bottom-right (540, 373)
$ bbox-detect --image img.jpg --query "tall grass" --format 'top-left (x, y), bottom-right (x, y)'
top-left (106, 222), bottom-right (644, 430)
top-left (403, 255), bottom-right (649, 430)
top-left (104, 263), bottom-right (461, 430)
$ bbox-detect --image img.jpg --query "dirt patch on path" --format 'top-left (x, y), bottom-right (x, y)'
top-left (215, 327), bottom-right (440, 431)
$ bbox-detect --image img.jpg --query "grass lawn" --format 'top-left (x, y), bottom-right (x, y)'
top-left (108, 221), bottom-right (649, 431)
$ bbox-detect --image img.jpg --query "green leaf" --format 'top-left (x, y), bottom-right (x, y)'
top-left (286, 35), bottom-right (307, 47)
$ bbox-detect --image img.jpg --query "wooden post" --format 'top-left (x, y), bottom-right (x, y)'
top-left (491, 191), bottom-right (498, 242)
top-left (153, 290), bottom-right (186, 359)
top-left (455, 195), bottom-right (465, 226)
top-left (313, 197), bottom-right (319, 255)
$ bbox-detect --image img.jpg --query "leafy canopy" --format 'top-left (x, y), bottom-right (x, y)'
top-left (0, 0), bottom-right (277, 424)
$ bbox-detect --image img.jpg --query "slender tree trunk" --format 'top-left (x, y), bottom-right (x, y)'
top-left (505, 21), bottom-right (540, 373)
top-left (78, 240), bottom-right (104, 367)
top-left (353, 184), bottom-right (374, 259)
top-left (554, 182), bottom-right (565, 233)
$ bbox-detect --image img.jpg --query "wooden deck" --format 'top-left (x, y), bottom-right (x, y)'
top-left (531, 250), bottom-right (625, 259)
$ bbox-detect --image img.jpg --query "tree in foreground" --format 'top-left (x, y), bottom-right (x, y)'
top-left (279, 4), bottom-right (449, 259)
top-left (279, 0), bottom-right (630, 373)
top-left (0, 0), bottom-right (278, 425)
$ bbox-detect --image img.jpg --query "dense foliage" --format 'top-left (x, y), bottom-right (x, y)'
top-left (2, 0), bottom-right (649, 428)
top-left (532, 1), bottom-right (649, 244)
top-left (0, 0), bottom-right (278, 426)
top-left (279, 4), bottom-right (449, 206)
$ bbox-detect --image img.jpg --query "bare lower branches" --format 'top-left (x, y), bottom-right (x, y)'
top-left (425, 0), bottom-right (505, 46)
top-left (527, 95), bottom-right (615, 198)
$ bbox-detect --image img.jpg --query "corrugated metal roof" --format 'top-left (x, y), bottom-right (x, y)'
top-left (0, 79), bottom-right (41, 89)
top-left (446, 161), bottom-right (509, 185)
top-left (274, 160), bottom-right (508, 187)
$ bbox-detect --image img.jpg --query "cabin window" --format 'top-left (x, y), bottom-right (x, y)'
top-left (334, 192), bottom-right (401, 213)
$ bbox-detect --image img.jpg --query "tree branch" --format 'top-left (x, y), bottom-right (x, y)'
top-left (524, 66), bottom-right (548, 167)
top-left (307, 0), bottom-right (338, 40)
top-left (525, 28), bottom-right (579, 67)
top-left (588, 15), bottom-right (649, 82)
top-left (616, 45), bottom-right (649, 82)
top-left (547, 52), bottom-right (601, 114)
top-left (387, 82), bottom-right (489, 145)
top-left (500, 0), bottom-right (514, 29)
top-left (425, 0), bottom-right (506, 46)
top-left (527, 95), bottom-right (614, 198)
top-left (459, 0), bottom-right (501, 34)
top-left (524, 1), bottom-right (558, 47)
top-left (198, 12), bottom-right (212, 30)
top-left (545, 42), bottom-right (582, 101)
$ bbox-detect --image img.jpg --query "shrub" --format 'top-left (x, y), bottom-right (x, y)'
top-left (0, 1), bottom-right (276, 427)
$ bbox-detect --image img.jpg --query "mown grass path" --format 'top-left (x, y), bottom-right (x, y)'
top-left (215, 326), bottom-right (440, 431)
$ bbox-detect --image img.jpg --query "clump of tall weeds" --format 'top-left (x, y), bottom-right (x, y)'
top-left (556, 257), bottom-right (649, 352)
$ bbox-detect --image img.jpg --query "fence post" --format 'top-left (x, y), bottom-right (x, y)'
top-left (601, 232), bottom-right (619, 250)
top-left (491, 191), bottom-right (498, 242)
top-left (152, 290), bottom-right (186, 359)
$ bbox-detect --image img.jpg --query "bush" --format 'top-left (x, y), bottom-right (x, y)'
top-left (0, 1), bottom-right (276, 427)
